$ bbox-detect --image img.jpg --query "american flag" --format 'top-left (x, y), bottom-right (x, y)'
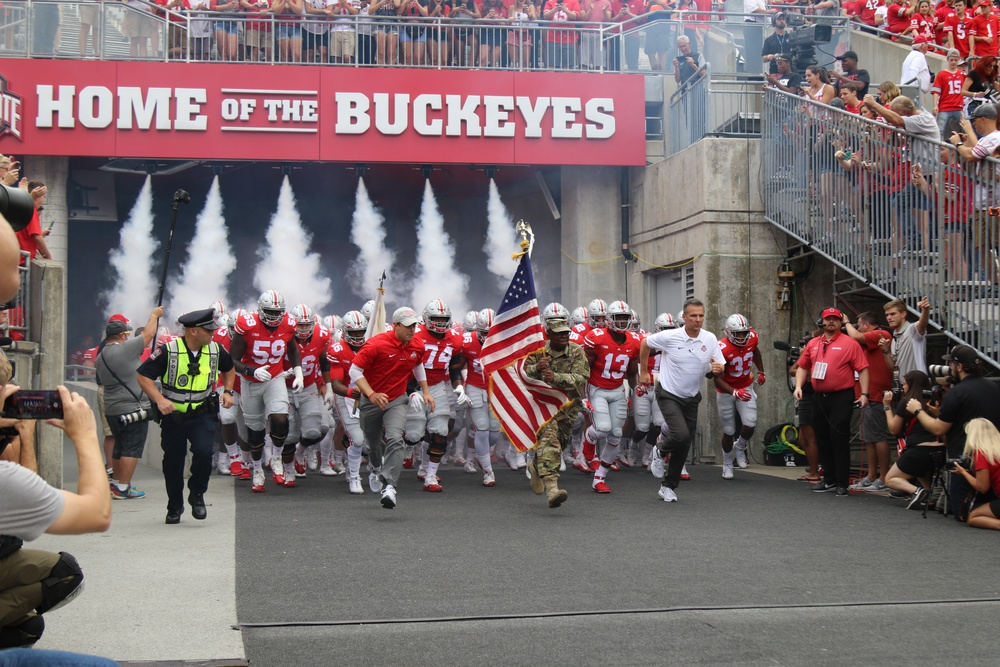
top-left (482, 253), bottom-right (572, 452)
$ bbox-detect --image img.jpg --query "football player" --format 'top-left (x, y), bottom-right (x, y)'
top-left (714, 313), bottom-right (765, 479)
top-left (582, 300), bottom-right (640, 493)
top-left (209, 301), bottom-right (250, 478)
top-left (403, 300), bottom-right (467, 492)
top-left (230, 290), bottom-right (303, 493)
top-left (284, 304), bottom-right (331, 486)
top-left (454, 308), bottom-right (498, 486)
top-left (327, 310), bottom-right (374, 494)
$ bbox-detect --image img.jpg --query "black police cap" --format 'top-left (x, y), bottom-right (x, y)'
top-left (178, 308), bottom-right (219, 330)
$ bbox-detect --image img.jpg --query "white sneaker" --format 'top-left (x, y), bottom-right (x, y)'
top-left (680, 465), bottom-right (691, 481)
top-left (417, 463), bottom-right (428, 480)
top-left (482, 470), bottom-right (496, 486)
top-left (369, 471), bottom-right (383, 493)
top-left (464, 460), bottom-right (477, 474)
top-left (251, 468), bottom-right (265, 493)
top-left (270, 458), bottom-right (285, 485)
top-left (348, 475), bottom-right (364, 495)
top-left (734, 446), bottom-right (749, 469)
top-left (332, 461), bottom-right (346, 476)
top-left (515, 451), bottom-right (527, 469)
top-left (217, 454), bottom-right (229, 475)
top-left (380, 484), bottom-right (396, 509)
top-left (504, 449), bottom-right (520, 470)
top-left (559, 457), bottom-right (567, 472)
top-left (649, 449), bottom-right (665, 479)
top-left (722, 463), bottom-right (734, 480)
top-left (307, 451), bottom-right (319, 472)
top-left (658, 486), bottom-right (678, 502)
top-left (319, 462), bottom-right (336, 476)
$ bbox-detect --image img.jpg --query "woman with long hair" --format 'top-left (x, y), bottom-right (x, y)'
top-left (951, 418), bottom-right (1000, 530)
top-left (803, 65), bottom-right (835, 104)
top-left (882, 371), bottom-right (943, 508)
top-left (962, 55), bottom-right (1000, 114)
top-left (507, 0), bottom-right (536, 69)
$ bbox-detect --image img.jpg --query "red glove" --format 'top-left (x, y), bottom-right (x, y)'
top-left (756, 371), bottom-right (766, 386)
top-left (733, 388), bottom-right (752, 402)
top-left (635, 384), bottom-right (647, 397)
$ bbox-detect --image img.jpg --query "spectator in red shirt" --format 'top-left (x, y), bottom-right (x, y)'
top-left (934, 0), bottom-right (956, 44)
top-left (542, 0), bottom-right (580, 69)
top-left (969, 0), bottom-right (999, 57)
top-left (794, 307), bottom-right (870, 496)
top-left (886, 0), bottom-right (915, 36)
top-left (858, 0), bottom-right (886, 29)
top-left (843, 311), bottom-right (894, 491)
top-left (933, 48), bottom-right (967, 136)
top-left (943, 0), bottom-right (972, 58)
top-left (839, 81), bottom-right (863, 112)
top-left (350, 307), bottom-right (434, 509)
top-left (15, 180), bottom-right (52, 263)
top-left (953, 418), bottom-right (1000, 530)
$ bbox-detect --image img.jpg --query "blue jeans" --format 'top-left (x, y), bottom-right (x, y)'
top-left (891, 180), bottom-right (935, 250)
top-left (937, 110), bottom-right (964, 140)
top-left (0, 649), bottom-right (118, 666)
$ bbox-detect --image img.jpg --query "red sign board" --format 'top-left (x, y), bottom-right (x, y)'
top-left (0, 60), bottom-right (646, 166)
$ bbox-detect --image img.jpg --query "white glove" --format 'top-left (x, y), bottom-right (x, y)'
top-left (408, 392), bottom-right (425, 412)
top-left (253, 367), bottom-right (272, 382)
top-left (291, 366), bottom-right (304, 392)
top-left (324, 383), bottom-right (336, 408)
top-left (454, 384), bottom-right (473, 407)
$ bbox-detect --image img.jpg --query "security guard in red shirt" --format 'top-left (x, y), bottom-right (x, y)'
top-left (794, 307), bottom-right (870, 496)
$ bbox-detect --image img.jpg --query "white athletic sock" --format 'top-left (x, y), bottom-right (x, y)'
top-left (474, 430), bottom-right (492, 471)
top-left (425, 460), bottom-right (440, 482)
top-left (734, 436), bottom-right (748, 451)
top-left (253, 459), bottom-right (263, 472)
top-left (595, 464), bottom-right (610, 478)
top-left (320, 433), bottom-right (333, 465)
top-left (420, 442), bottom-right (430, 468)
top-left (722, 449), bottom-right (733, 466)
top-left (334, 449), bottom-right (346, 464)
top-left (241, 450), bottom-right (251, 465)
top-left (117, 482), bottom-right (128, 492)
top-left (225, 443), bottom-right (240, 459)
top-left (347, 444), bottom-right (362, 477)
top-left (600, 440), bottom-right (621, 466)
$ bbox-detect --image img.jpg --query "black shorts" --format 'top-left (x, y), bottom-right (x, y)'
top-left (989, 498), bottom-right (1000, 518)
top-left (109, 417), bottom-right (150, 459)
top-left (895, 444), bottom-right (945, 478)
top-left (303, 31), bottom-right (329, 50)
top-left (797, 394), bottom-right (815, 428)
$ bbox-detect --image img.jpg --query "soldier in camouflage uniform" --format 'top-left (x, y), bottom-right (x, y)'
top-left (523, 318), bottom-right (588, 508)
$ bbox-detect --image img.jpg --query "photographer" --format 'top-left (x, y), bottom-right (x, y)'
top-left (0, 384), bottom-right (112, 651)
top-left (905, 345), bottom-right (1000, 519)
top-left (95, 305), bottom-right (164, 501)
top-left (882, 370), bottom-right (944, 509)
top-left (951, 418), bottom-right (1000, 531)
top-left (673, 34), bottom-right (706, 88)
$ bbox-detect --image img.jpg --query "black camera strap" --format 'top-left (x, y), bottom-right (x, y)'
top-left (97, 348), bottom-right (144, 411)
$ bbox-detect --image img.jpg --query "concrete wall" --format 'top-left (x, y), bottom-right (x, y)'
top-left (621, 137), bottom-right (834, 465)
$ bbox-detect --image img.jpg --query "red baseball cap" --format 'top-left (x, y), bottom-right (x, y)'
top-left (108, 313), bottom-right (131, 325)
top-left (821, 307), bottom-right (843, 320)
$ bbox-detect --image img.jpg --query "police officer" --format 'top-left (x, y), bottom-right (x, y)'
top-left (523, 317), bottom-right (588, 509)
top-left (138, 308), bottom-right (235, 525)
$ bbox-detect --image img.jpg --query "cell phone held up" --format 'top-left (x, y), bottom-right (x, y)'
top-left (2, 390), bottom-right (64, 420)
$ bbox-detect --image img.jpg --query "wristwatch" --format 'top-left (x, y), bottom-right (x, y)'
top-left (914, 407), bottom-right (923, 415)
top-left (223, 389), bottom-right (234, 396)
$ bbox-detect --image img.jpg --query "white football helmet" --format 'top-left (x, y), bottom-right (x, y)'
top-left (606, 300), bottom-right (632, 332)
top-left (586, 298), bottom-right (608, 328)
top-left (342, 310), bottom-right (368, 346)
top-left (630, 310), bottom-right (641, 332)
top-left (228, 309), bottom-right (247, 337)
top-left (463, 310), bottom-right (479, 332)
top-left (360, 299), bottom-right (376, 321)
top-left (477, 308), bottom-right (495, 342)
top-left (569, 307), bottom-right (588, 327)
top-left (423, 300), bottom-right (452, 334)
top-left (210, 300), bottom-right (227, 328)
top-left (654, 312), bottom-right (678, 331)
top-left (290, 303), bottom-right (314, 340)
top-left (725, 314), bottom-right (752, 346)
top-left (257, 290), bottom-right (286, 327)
top-left (542, 302), bottom-right (570, 323)
top-left (321, 315), bottom-right (335, 331)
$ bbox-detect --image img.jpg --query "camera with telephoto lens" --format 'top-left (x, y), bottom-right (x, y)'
top-left (922, 385), bottom-right (944, 404)
top-left (773, 336), bottom-right (810, 367)
top-left (0, 184), bottom-right (36, 232)
top-left (928, 364), bottom-right (951, 379)
top-left (118, 408), bottom-right (151, 426)
top-left (946, 456), bottom-right (972, 472)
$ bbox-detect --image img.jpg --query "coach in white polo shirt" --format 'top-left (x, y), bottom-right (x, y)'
top-left (639, 298), bottom-right (725, 503)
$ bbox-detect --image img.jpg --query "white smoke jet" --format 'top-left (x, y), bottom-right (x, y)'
top-left (410, 180), bottom-right (469, 317)
top-left (485, 179), bottom-right (519, 290)
top-left (348, 178), bottom-right (398, 303)
top-left (103, 176), bottom-right (159, 322)
top-left (253, 176), bottom-right (332, 313)
top-left (166, 176), bottom-right (236, 321)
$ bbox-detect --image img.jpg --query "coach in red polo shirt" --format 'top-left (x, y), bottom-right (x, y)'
top-left (794, 307), bottom-right (870, 496)
top-left (350, 306), bottom-right (434, 510)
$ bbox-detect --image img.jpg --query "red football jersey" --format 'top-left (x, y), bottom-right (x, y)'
top-left (287, 324), bottom-right (330, 388)
top-left (211, 326), bottom-right (241, 392)
top-left (933, 69), bottom-right (967, 112)
top-left (717, 329), bottom-right (760, 392)
top-left (969, 13), bottom-right (1000, 57)
top-left (326, 339), bottom-right (359, 385)
top-left (461, 332), bottom-right (487, 390)
top-left (233, 311), bottom-right (297, 381)
top-left (568, 321), bottom-right (592, 345)
top-left (412, 327), bottom-right (465, 386)
top-left (944, 13), bottom-right (972, 57)
top-left (860, 0), bottom-right (884, 26)
top-left (935, 5), bottom-right (956, 44)
top-left (583, 328), bottom-right (640, 390)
